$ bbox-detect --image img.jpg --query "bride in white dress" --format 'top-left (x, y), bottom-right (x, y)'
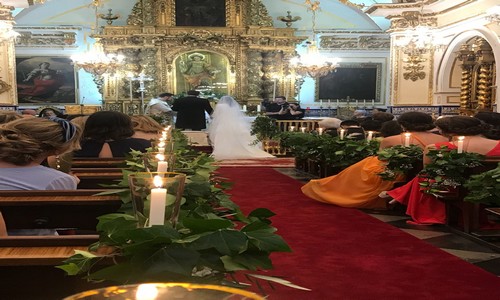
top-left (208, 95), bottom-right (274, 160)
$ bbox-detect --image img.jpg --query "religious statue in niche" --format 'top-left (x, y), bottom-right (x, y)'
top-left (175, 0), bottom-right (226, 27)
top-left (176, 52), bottom-right (228, 93)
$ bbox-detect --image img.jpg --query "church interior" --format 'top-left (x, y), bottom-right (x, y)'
top-left (0, 0), bottom-right (500, 299)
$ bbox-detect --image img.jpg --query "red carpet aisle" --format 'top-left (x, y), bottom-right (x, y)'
top-left (217, 167), bottom-right (500, 300)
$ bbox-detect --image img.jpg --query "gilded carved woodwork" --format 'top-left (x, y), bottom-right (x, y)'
top-left (402, 54), bottom-right (427, 81)
top-left (320, 35), bottom-right (390, 50)
top-left (0, 79), bottom-right (11, 94)
top-left (98, 0), bottom-right (302, 104)
top-left (15, 29), bottom-right (77, 48)
top-left (389, 11), bottom-right (437, 31)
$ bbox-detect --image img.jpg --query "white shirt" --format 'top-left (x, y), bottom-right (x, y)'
top-left (145, 98), bottom-right (172, 115)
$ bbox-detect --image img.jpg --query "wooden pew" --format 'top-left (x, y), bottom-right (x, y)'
top-left (0, 189), bottom-right (122, 231)
top-left (71, 157), bottom-right (126, 168)
top-left (71, 168), bottom-right (124, 189)
top-left (437, 158), bottom-right (500, 241)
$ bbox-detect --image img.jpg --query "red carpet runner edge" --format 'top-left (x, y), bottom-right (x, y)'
top-left (216, 166), bottom-right (500, 300)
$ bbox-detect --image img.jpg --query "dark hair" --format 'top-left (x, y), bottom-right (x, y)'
top-left (397, 111), bottom-right (435, 132)
top-left (159, 92), bottom-right (174, 98)
top-left (380, 120), bottom-right (403, 137)
top-left (38, 107), bottom-right (65, 118)
top-left (340, 119), bottom-right (360, 127)
top-left (372, 112), bottom-right (394, 123)
top-left (360, 119), bottom-right (383, 131)
top-left (187, 90), bottom-right (200, 96)
top-left (84, 111), bottom-right (134, 142)
top-left (474, 112), bottom-right (500, 140)
top-left (276, 96), bottom-right (286, 101)
top-left (435, 115), bottom-right (490, 136)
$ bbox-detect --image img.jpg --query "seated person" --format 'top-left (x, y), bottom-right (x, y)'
top-left (352, 109), bottom-right (368, 123)
top-left (131, 115), bottom-right (164, 141)
top-left (372, 111), bottom-right (394, 123)
top-left (340, 119), bottom-right (365, 140)
top-left (318, 117), bottom-right (342, 137)
top-left (74, 111), bottom-right (151, 158)
top-left (360, 118), bottom-right (383, 139)
top-left (38, 107), bottom-right (65, 119)
top-left (0, 117), bottom-right (82, 190)
top-left (379, 120), bottom-right (403, 138)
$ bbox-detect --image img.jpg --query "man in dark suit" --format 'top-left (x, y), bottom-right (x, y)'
top-left (172, 90), bottom-right (213, 130)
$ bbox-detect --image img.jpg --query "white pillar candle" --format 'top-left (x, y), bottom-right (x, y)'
top-left (257, 104), bottom-right (261, 112)
top-left (336, 99), bottom-right (339, 108)
top-left (157, 141), bottom-right (166, 154)
top-left (457, 136), bottom-right (465, 153)
top-left (300, 127), bottom-right (306, 133)
top-left (149, 175), bottom-right (166, 226)
top-left (318, 127), bottom-right (324, 135)
top-left (272, 78), bottom-right (277, 101)
top-left (339, 129), bottom-right (345, 140)
top-left (371, 99), bottom-right (375, 107)
top-left (242, 104), bottom-right (247, 112)
top-left (328, 100), bottom-right (331, 108)
top-left (320, 100), bottom-right (323, 107)
top-left (355, 100), bottom-right (359, 107)
top-left (289, 126), bottom-right (296, 132)
top-left (363, 100), bottom-right (366, 107)
top-left (367, 131), bottom-right (373, 141)
top-left (404, 132), bottom-right (411, 147)
top-left (156, 154), bottom-right (168, 172)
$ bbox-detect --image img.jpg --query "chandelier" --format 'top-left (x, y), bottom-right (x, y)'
top-left (70, 1), bottom-right (123, 76)
top-left (290, 0), bottom-right (339, 78)
top-left (392, 4), bottom-right (445, 81)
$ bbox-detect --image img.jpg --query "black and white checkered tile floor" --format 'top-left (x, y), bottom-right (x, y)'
top-left (277, 168), bottom-right (500, 276)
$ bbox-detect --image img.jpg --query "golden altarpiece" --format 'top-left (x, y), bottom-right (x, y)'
top-left (97, 0), bottom-right (304, 114)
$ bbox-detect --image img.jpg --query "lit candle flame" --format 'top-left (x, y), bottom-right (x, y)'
top-left (153, 175), bottom-right (163, 188)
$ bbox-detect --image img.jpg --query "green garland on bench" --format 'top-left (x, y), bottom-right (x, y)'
top-left (464, 163), bottom-right (500, 206)
top-left (57, 130), bottom-right (300, 291)
top-left (376, 145), bottom-right (423, 181)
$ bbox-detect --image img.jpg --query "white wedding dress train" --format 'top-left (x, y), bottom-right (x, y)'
top-left (208, 96), bottom-right (274, 160)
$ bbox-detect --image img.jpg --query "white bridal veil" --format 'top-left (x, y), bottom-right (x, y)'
top-left (208, 95), bottom-right (274, 160)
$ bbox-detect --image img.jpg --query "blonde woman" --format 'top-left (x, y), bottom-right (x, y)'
top-left (131, 115), bottom-right (164, 141)
top-left (0, 117), bottom-right (82, 190)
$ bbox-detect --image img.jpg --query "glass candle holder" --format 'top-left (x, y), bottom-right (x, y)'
top-left (150, 140), bottom-right (175, 154)
top-left (143, 152), bottom-right (176, 173)
top-left (63, 282), bottom-right (265, 300)
top-left (128, 172), bottom-right (186, 227)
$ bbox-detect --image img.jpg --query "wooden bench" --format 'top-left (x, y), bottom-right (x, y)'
top-left (71, 168), bottom-right (124, 189)
top-left (71, 157), bottom-right (126, 168)
top-left (437, 158), bottom-right (500, 240)
top-left (0, 189), bottom-right (122, 231)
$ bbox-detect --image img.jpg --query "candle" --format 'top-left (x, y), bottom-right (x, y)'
top-left (157, 141), bottom-right (165, 154)
top-left (129, 78), bottom-right (133, 103)
top-left (320, 100), bottom-right (323, 107)
top-left (363, 100), bottom-right (366, 107)
top-left (367, 131), bottom-right (373, 141)
top-left (371, 99), bottom-right (375, 107)
top-left (318, 127), bottom-right (324, 135)
top-left (272, 77), bottom-right (277, 101)
top-left (328, 100), bottom-right (331, 108)
top-left (336, 99), bottom-right (339, 108)
top-left (149, 175), bottom-right (166, 226)
top-left (457, 136), bottom-right (465, 153)
top-left (300, 127), bottom-right (306, 133)
top-left (156, 154), bottom-right (168, 172)
top-left (404, 132), bottom-right (411, 147)
top-left (339, 129), bottom-right (345, 140)
top-left (257, 104), bottom-right (261, 112)
top-left (355, 100), bottom-right (359, 107)
top-left (289, 126), bottom-right (296, 132)
top-left (242, 104), bottom-right (247, 112)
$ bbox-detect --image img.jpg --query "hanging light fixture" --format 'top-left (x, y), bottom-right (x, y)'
top-left (392, 1), bottom-right (445, 81)
top-left (290, 0), bottom-right (339, 78)
top-left (71, 1), bottom-right (123, 76)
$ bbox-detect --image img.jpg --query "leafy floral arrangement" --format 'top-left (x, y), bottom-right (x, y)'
top-left (57, 131), bottom-right (296, 291)
top-left (250, 115), bottom-right (281, 142)
top-left (319, 137), bottom-right (379, 170)
top-left (464, 162), bottom-right (500, 206)
top-left (376, 145), bottom-right (423, 181)
top-left (418, 146), bottom-right (484, 196)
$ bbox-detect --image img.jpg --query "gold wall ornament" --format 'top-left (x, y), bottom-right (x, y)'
top-left (402, 55), bottom-right (426, 81)
top-left (320, 34), bottom-right (390, 50)
top-left (14, 28), bottom-right (77, 48)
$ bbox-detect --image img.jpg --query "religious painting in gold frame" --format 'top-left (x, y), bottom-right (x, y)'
top-left (315, 63), bottom-right (382, 103)
top-left (175, 0), bottom-right (226, 27)
top-left (174, 51), bottom-right (230, 95)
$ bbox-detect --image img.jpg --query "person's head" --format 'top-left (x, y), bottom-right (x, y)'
top-left (474, 111), bottom-right (500, 140)
top-left (38, 107), bottom-right (64, 119)
top-left (318, 117), bottom-right (342, 129)
top-left (0, 117), bottom-right (82, 166)
top-left (0, 111), bottom-right (22, 124)
top-left (21, 109), bottom-right (37, 117)
top-left (435, 115), bottom-right (490, 137)
top-left (187, 90), bottom-right (200, 96)
top-left (275, 96), bottom-right (286, 104)
top-left (397, 111), bottom-right (435, 132)
top-left (158, 93), bottom-right (174, 101)
top-left (353, 109), bottom-right (367, 118)
top-left (84, 111), bottom-right (134, 142)
top-left (360, 119), bottom-right (383, 132)
top-left (380, 120), bottom-right (403, 137)
top-left (372, 112), bottom-right (394, 123)
top-left (131, 115), bottom-right (163, 134)
top-left (340, 119), bottom-right (360, 128)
